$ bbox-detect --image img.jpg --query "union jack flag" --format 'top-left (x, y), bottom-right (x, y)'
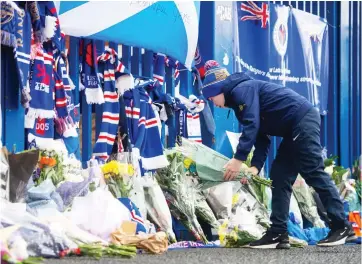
top-left (240, 1), bottom-right (269, 29)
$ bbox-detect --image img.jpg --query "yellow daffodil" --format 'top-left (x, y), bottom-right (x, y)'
top-left (101, 161), bottom-right (135, 179)
top-left (102, 160), bottom-right (122, 176)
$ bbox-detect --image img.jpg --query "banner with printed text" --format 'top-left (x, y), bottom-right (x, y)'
top-left (234, 1), bottom-right (329, 114)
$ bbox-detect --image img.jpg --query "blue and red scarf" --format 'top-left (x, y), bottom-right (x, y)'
top-left (80, 38), bottom-right (104, 104)
top-left (37, 1), bottom-right (59, 48)
top-left (1, 2), bottom-right (33, 108)
top-left (27, 117), bottom-right (54, 149)
top-left (194, 46), bottom-right (206, 79)
top-left (123, 86), bottom-right (168, 171)
top-left (27, 42), bottom-right (55, 121)
top-left (92, 48), bottom-right (122, 161)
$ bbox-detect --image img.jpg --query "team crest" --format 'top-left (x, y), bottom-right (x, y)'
top-left (1, 2), bottom-right (14, 25)
top-left (239, 104), bottom-right (246, 112)
top-left (273, 19), bottom-right (288, 57)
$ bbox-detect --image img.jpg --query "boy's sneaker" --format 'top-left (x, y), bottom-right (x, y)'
top-left (317, 225), bottom-right (354, 247)
top-left (249, 231), bottom-right (290, 249)
top-left (346, 227), bottom-right (358, 243)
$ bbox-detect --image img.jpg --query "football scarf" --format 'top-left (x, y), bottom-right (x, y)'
top-left (27, 117), bottom-right (54, 149)
top-left (93, 48), bottom-right (128, 161)
top-left (123, 86), bottom-right (168, 171)
top-left (80, 38), bottom-right (104, 104)
top-left (27, 42), bottom-right (55, 121)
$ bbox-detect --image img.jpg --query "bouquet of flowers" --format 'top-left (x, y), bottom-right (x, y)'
top-left (101, 160), bottom-right (134, 198)
top-left (155, 152), bottom-right (208, 243)
top-left (195, 191), bottom-right (220, 229)
top-left (144, 179), bottom-right (177, 243)
top-left (293, 176), bottom-right (325, 228)
top-left (174, 138), bottom-right (272, 190)
top-left (34, 149), bottom-right (65, 187)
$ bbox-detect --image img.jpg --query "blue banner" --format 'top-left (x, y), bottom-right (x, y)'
top-left (234, 2), bottom-right (329, 114)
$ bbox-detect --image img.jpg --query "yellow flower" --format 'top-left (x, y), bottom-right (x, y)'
top-left (127, 165), bottom-right (134, 176)
top-left (101, 160), bottom-right (136, 181)
top-left (183, 158), bottom-right (193, 169)
top-left (232, 194), bottom-right (239, 207)
top-left (102, 160), bottom-right (122, 176)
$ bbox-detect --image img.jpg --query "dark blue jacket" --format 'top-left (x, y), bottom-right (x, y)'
top-left (222, 72), bottom-right (313, 171)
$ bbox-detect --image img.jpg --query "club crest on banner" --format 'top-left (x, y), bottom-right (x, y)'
top-left (273, 10), bottom-right (289, 57)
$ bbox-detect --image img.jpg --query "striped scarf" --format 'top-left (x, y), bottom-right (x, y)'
top-left (123, 86), bottom-right (168, 171)
top-left (92, 48), bottom-right (126, 161)
top-left (27, 42), bottom-right (55, 121)
top-left (53, 62), bottom-right (68, 118)
top-left (194, 46), bottom-right (206, 79)
top-left (1, 2), bottom-right (33, 108)
top-left (185, 95), bottom-right (204, 143)
top-left (27, 117), bottom-right (54, 149)
top-left (37, 1), bottom-right (61, 50)
top-left (174, 95), bottom-right (204, 144)
top-left (15, 4), bottom-right (32, 109)
top-left (80, 39), bottom-right (104, 105)
top-left (152, 53), bottom-right (166, 89)
top-left (54, 54), bottom-right (78, 136)
top-left (53, 35), bottom-right (80, 159)
top-left (192, 68), bottom-right (216, 145)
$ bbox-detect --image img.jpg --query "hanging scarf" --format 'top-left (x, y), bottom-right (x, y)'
top-left (1, 2), bottom-right (32, 108)
top-left (92, 48), bottom-right (123, 161)
top-left (53, 64), bottom-right (68, 118)
top-left (16, 5), bottom-right (32, 108)
top-left (174, 99), bottom-right (187, 145)
top-left (56, 52), bottom-right (81, 159)
top-left (152, 103), bottom-right (168, 136)
top-left (79, 38), bottom-right (104, 104)
top-left (27, 1), bottom-right (42, 43)
top-left (165, 56), bottom-right (180, 80)
top-left (123, 86), bottom-right (168, 171)
top-left (176, 94), bottom-right (204, 144)
top-left (186, 111), bottom-right (202, 143)
top-left (192, 68), bottom-right (216, 143)
top-left (26, 42), bottom-right (55, 121)
top-left (27, 117), bottom-right (54, 148)
top-left (37, 1), bottom-right (58, 46)
top-left (153, 53), bottom-right (166, 89)
top-left (194, 46), bottom-right (206, 79)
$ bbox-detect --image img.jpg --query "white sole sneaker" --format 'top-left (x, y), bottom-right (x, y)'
top-left (317, 236), bottom-right (347, 247)
top-left (249, 242), bottom-right (290, 249)
top-left (248, 242), bottom-right (279, 249)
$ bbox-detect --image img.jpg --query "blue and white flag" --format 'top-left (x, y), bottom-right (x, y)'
top-left (55, 1), bottom-right (200, 69)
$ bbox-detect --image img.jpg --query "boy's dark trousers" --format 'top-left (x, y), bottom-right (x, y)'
top-left (269, 107), bottom-right (347, 234)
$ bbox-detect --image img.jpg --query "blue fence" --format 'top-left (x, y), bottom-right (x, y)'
top-left (1, 1), bottom-right (361, 171)
top-left (66, 39), bottom-right (196, 165)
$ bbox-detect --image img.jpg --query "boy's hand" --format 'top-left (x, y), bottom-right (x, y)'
top-left (241, 166), bottom-right (259, 185)
top-left (240, 177), bottom-right (249, 185)
top-left (248, 166), bottom-right (259, 175)
top-left (223, 158), bottom-right (243, 181)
